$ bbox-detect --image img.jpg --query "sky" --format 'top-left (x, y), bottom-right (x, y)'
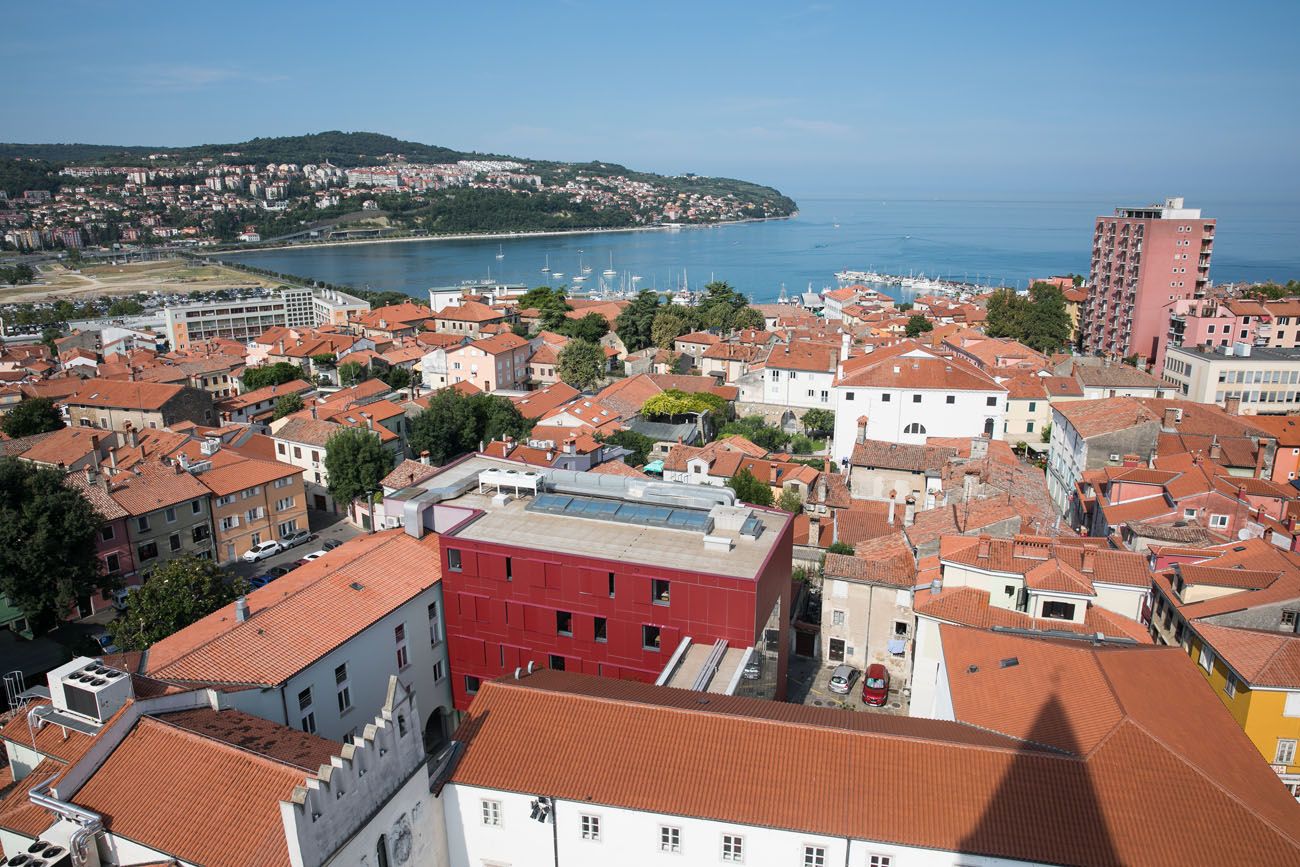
top-left (4, 1), bottom-right (1299, 200)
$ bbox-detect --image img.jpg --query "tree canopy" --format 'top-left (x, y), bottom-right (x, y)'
top-left (114, 556), bottom-right (247, 651)
top-left (615, 289), bottom-right (663, 352)
top-left (642, 388), bottom-right (726, 418)
top-left (557, 339), bottom-right (606, 391)
top-left (408, 389), bottom-right (533, 465)
top-left (338, 360), bottom-right (369, 387)
top-left (271, 393), bottom-right (303, 420)
top-left (717, 415), bottom-right (791, 452)
top-left (727, 467), bottom-right (773, 507)
top-left (905, 314), bottom-right (934, 338)
top-left (323, 427), bottom-right (394, 505)
top-left (651, 309), bottom-right (690, 349)
top-left (242, 361), bottom-right (303, 390)
top-left (801, 408), bottom-right (835, 437)
top-left (599, 429), bottom-right (656, 467)
top-left (0, 458), bottom-right (105, 633)
top-left (777, 488), bottom-right (804, 514)
top-left (381, 364), bottom-right (412, 391)
top-left (982, 283), bottom-right (1073, 353)
top-left (1, 397), bottom-right (65, 438)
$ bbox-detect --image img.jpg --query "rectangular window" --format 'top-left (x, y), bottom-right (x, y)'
top-left (652, 579), bottom-right (671, 605)
top-left (549, 654), bottom-right (566, 671)
top-left (1276, 739), bottom-right (1297, 765)
top-left (946, 395), bottom-right (955, 404)
top-left (1026, 422), bottom-right (1035, 433)
top-left (100, 524), bottom-right (115, 542)
top-left (1028, 401), bottom-right (1037, 411)
top-left (556, 610), bottom-right (573, 636)
top-left (803, 846), bottom-right (826, 867)
top-left (505, 557), bottom-right (512, 581)
top-left (846, 391), bottom-right (855, 401)
top-left (594, 616), bottom-right (607, 643)
top-left (192, 499), bottom-right (202, 514)
top-left (277, 442), bottom-right (287, 455)
top-left (293, 446), bottom-right (302, 459)
top-left (165, 506), bottom-right (176, 523)
top-left (1209, 514), bottom-right (1229, 528)
top-left (912, 393), bottom-right (922, 403)
top-left (298, 687), bottom-right (312, 710)
top-left (105, 553), bottom-right (120, 573)
top-left (335, 663), bottom-right (351, 712)
top-left (169, 533), bottom-right (181, 552)
top-left (448, 549), bottom-right (462, 571)
top-left (1283, 610), bottom-right (1298, 632)
top-left (1199, 644), bottom-right (1215, 673)
top-left (643, 624), bottom-right (662, 650)
top-left (300, 711), bottom-right (316, 734)
top-left (660, 825), bottom-right (681, 853)
top-left (986, 396), bottom-right (998, 407)
top-left (832, 609), bottom-right (845, 626)
top-left (137, 541), bottom-right (158, 561)
top-left (464, 675), bottom-right (480, 695)
top-left (432, 660), bottom-right (444, 682)
top-left (608, 572), bottom-right (616, 597)
top-left (395, 624), bottom-right (409, 669)
top-left (429, 601), bottom-right (443, 644)
top-left (721, 834), bottom-right (744, 862)
top-left (1225, 672), bottom-right (1238, 698)
top-left (1041, 600), bottom-right (1075, 620)
top-left (481, 799), bottom-right (502, 827)
top-left (276, 497), bottom-right (294, 511)
top-left (193, 524), bottom-right (210, 542)
top-left (869, 857), bottom-right (893, 867)
top-left (580, 814), bottom-right (600, 841)
top-left (878, 392), bottom-right (888, 402)
top-left (137, 515), bottom-right (150, 532)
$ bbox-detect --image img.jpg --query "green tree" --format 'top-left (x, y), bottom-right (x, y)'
top-left (1040, 422), bottom-right (1053, 444)
top-left (564, 312), bottom-right (610, 343)
top-left (407, 390), bottom-right (533, 465)
top-left (1019, 282), bottom-right (1073, 354)
top-left (242, 361), bottom-right (303, 390)
top-left (642, 389), bottom-right (726, 418)
top-left (338, 360), bottom-right (369, 387)
top-left (905, 314), bottom-right (934, 338)
top-left (777, 488), bottom-right (803, 514)
top-left (727, 467), bottom-right (773, 507)
top-left (827, 541), bottom-right (854, 556)
top-left (1, 397), bottom-right (65, 438)
top-left (614, 289), bottom-right (662, 351)
top-left (381, 365), bottom-right (412, 391)
top-left (732, 306), bottom-right (765, 331)
top-left (518, 286), bottom-right (567, 311)
top-left (801, 408), bottom-right (835, 436)
top-left (310, 353), bottom-right (337, 368)
top-left (0, 458), bottom-right (105, 633)
top-left (599, 429), bottom-right (656, 466)
top-left (271, 393), bottom-right (304, 420)
top-left (557, 339), bottom-right (606, 391)
top-left (106, 298), bottom-right (144, 316)
top-left (983, 288), bottom-right (1024, 339)
top-left (323, 427), bottom-right (394, 506)
top-left (717, 415), bottom-right (791, 451)
top-left (114, 556), bottom-right (247, 651)
top-left (651, 310), bottom-right (690, 349)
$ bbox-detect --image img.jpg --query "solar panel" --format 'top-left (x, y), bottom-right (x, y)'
top-left (528, 492), bottom-right (712, 533)
top-left (740, 516), bottom-right (765, 538)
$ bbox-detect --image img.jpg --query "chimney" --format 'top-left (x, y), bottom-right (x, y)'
top-left (420, 450), bottom-right (431, 465)
top-left (887, 490), bottom-right (897, 525)
top-left (977, 534), bottom-right (991, 559)
top-left (856, 415), bottom-right (868, 445)
top-left (904, 494), bottom-right (916, 527)
top-left (235, 596), bottom-right (250, 623)
top-left (83, 465), bottom-right (96, 484)
top-left (1081, 548), bottom-right (1095, 573)
top-left (310, 406), bottom-right (317, 420)
top-left (546, 449), bottom-right (554, 462)
top-left (963, 469), bottom-right (978, 502)
top-left (1162, 407), bottom-right (1179, 429)
top-left (108, 449), bottom-right (117, 469)
top-left (1209, 436), bottom-right (1222, 461)
top-left (565, 437), bottom-right (576, 455)
top-left (1224, 395), bottom-right (1241, 415)
top-left (840, 330), bottom-right (851, 363)
top-left (929, 577), bottom-right (942, 596)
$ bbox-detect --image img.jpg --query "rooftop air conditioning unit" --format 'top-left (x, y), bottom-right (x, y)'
top-left (47, 657), bottom-right (132, 725)
top-left (200, 437), bottom-right (221, 456)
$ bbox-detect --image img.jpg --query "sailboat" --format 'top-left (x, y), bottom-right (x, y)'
top-left (553, 271), bottom-right (565, 280)
top-left (579, 250), bottom-right (592, 274)
top-left (541, 254), bottom-right (550, 274)
top-left (602, 252), bottom-right (617, 278)
top-left (495, 244), bottom-right (504, 260)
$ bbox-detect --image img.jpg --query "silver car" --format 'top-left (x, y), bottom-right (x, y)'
top-left (828, 664), bottom-right (859, 695)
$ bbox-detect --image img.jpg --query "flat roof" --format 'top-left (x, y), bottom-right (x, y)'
top-left (1169, 344), bottom-right (1300, 362)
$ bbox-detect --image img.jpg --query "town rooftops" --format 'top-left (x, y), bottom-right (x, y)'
top-left (851, 438), bottom-right (957, 472)
top-left (217, 379), bottom-right (313, 411)
top-left (67, 379), bottom-right (186, 410)
top-left (101, 460), bottom-right (211, 515)
top-left (272, 416), bottom-right (343, 448)
top-left (435, 300), bottom-right (506, 322)
top-left (1072, 361), bottom-right (1170, 390)
top-left (144, 529), bottom-right (442, 686)
top-left (1054, 396), bottom-right (1161, 438)
top-left (450, 658), bottom-right (1300, 866)
top-left (835, 344), bottom-right (1005, 392)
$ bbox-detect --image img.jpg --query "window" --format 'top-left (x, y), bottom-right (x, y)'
top-left (1209, 514), bottom-right (1229, 529)
top-left (642, 624), bottom-right (662, 650)
top-left (137, 515), bottom-right (150, 532)
top-left (298, 687), bottom-right (315, 733)
top-left (193, 524), bottom-right (210, 542)
top-left (912, 393), bottom-right (922, 403)
top-left (192, 499), bottom-right (202, 514)
top-left (832, 609), bottom-right (845, 626)
top-left (608, 572), bottom-right (616, 597)
top-left (217, 493), bottom-right (236, 507)
top-left (1225, 672), bottom-right (1238, 698)
top-left (137, 541), bottom-right (158, 561)
top-left (1041, 600), bottom-right (1075, 620)
top-left (803, 846), bottom-right (826, 867)
top-left (169, 533), bottom-right (181, 552)
top-left (447, 549), bottom-right (462, 571)
top-left (274, 476), bottom-right (294, 488)
top-left (311, 450), bottom-right (320, 463)
top-left (580, 814), bottom-right (600, 841)
top-left (1004, 584), bottom-right (1016, 597)
top-left (1199, 644), bottom-right (1215, 672)
top-left (481, 799), bottom-right (502, 827)
top-left (986, 396), bottom-right (998, 407)
top-left (878, 392), bottom-right (887, 402)
top-left (99, 524), bottom-right (115, 542)
top-left (1026, 422), bottom-right (1035, 433)
top-left (946, 395), bottom-right (955, 404)
top-left (1283, 610), bottom-right (1298, 632)
top-left (594, 616), bottom-right (607, 642)
top-left (464, 675), bottom-right (480, 695)
top-left (293, 446), bottom-right (302, 459)
top-left (721, 834), bottom-right (744, 862)
top-left (276, 497), bottom-right (294, 511)
top-left (165, 506), bottom-right (176, 523)
top-left (277, 442), bottom-right (287, 455)
top-left (335, 663), bottom-right (351, 712)
top-left (556, 610), bottom-right (573, 635)
top-left (429, 601), bottom-right (443, 645)
top-left (105, 553), bottom-right (120, 573)
top-left (505, 557), bottom-right (512, 581)
top-left (1027, 401), bottom-right (1037, 411)
top-left (660, 825), bottom-right (681, 853)
top-left (1184, 508), bottom-right (1198, 520)
top-left (1276, 739), bottom-right (1297, 765)
top-left (433, 660), bottom-right (444, 681)
top-left (395, 624), bottom-right (409, 669)
top-left (652, 579), bottom-right (671, 605)
top-left (869, 857), bottom-right (893, 867)
top-left (903, 423), bottom-right (926, 434)
top-left (376, 835), bottom-right (389, 867)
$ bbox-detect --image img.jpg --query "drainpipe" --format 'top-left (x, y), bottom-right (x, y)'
top-left (28, 776), bottom-right (103, 867)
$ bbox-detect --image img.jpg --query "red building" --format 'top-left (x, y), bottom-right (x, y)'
top-left (399, 455), bottom-right (794, 710)
top-left (1080, 196), bottom-right (1215, 366)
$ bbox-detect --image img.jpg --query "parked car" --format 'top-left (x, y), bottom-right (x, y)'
top-left (863, 663), bottom-right (890, 707)
top-left (249, 573), bottom-right (280, 589)
top-left (302, 550), bottom-right (327, 562)
top-left (828, 664), bottom-right (859, 695)
top-left (111, 586), bottom-right (139, 611)
top-left (265, 565), bottom-right (290, 578)
top-left (241, 540), bottom-right (283, 562)
top-left (742, 656), bottom-right (761, 680)
top-left (279, 529), bottom-right (310, 549)
top-left (94, 633), bottom-right (119, 654)
top-left (321, 539), bottom-right (343, 551)
top-left (288, 558), bottom-right (310, 570)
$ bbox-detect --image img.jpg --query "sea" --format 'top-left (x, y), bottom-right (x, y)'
top-left (219, 195), bottom-right (1300, 304)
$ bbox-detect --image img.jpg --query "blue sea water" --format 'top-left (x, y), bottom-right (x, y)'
top-left (220, 195), bottom-right (1300, 303)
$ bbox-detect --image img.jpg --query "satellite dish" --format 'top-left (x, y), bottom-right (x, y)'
top-left (1237, 529), bottom-right (1252, 541)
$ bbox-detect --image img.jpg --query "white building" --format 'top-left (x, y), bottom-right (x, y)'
top-left (163, 286), bottom-right (368, 349)
top-left (1163, 342), bottom-right (1300, 412)
top-left (832, 343), bottom-right (1007, 465)
top-left (736, 337), bottom-right (840, 428)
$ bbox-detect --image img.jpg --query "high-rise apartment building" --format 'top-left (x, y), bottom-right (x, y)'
top-left (1080, 197), bottom-right (1215, 367)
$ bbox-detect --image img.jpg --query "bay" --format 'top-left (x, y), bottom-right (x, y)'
top-left (220, 195), bottom-right (1300, 304)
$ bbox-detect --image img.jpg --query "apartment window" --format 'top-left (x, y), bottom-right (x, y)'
top-left (868, 857), bottom-right (892, 867)
top-left (274, 476), bottom-right (294, 488)
top-left (464, 675), bottom-right (480, 695)
top-left (193, 524), bottom-right (210, 542)
top-left (447, 549), bottom-right (462, 572)
top-left (643, 624), bottom-right (662, 650)
top-left (311, 450), bottom-right (320, 463)
top-left (137, 541), bottom-right (158, 561)
top-left (1199, 644), bottom-right (1215, 673)
top-left (1026, 422), bottom-right (1035, 433)
top-left (580, 814), bottom-right (600, 841)
top-left (1184, 508), bottom-right (1198, 520)
top-left (428, 601), bottom-right (443, 645)
top-left (298, 687), bottom-right (315, 734)
top-left (986, 396), bottom-right (998, 407)
top-left (946, 395), bottom-right (955, 404)
top-left (1027, 401), bottom-right (1037, 411)
top-left (277, 442), bottom-right (287, 455)
top-left (903, 423), bottom-right (926, 435)
top-left (1209, 514), bottom-right (1229, 529)
top-left (504, 556), bottom-right (512, 581)
top-left (217, 493), bottom-right (236, 507)
top-left (803, 846), bottom-right (826, 867)
top-left (721, 834), bottom-right (744, 862)
top-left (395, 624), bottom-right (409, 669)
top-left (192, 499), bottom-right (202, 514)
top-left (165, 506), bottom-right (176, 523)
top-left (1276, 739), bottom-right (1297, 765)
top-left (594, 616), bottom-right (608, 643)
top-left (276, 497), bottom-right (294, 511)
top-left (331, 663), bottom-right (352, 713)
top-left (878, 392), bottom-right (887, 402)
top-left (245, 507), bottom-right (265, 523)
top-left (652, 579), bottom-right (671, 605)
top-left (277, 520), bottom-right (297, 536)
top-left (1041, 600), bottom-right (1075, 620)
top-left (1282, 610), bottom-right (1298, 632)
top-left (169, 533), bottom-right (181, 552)
top-left (846, 391), bottom-right (855, 401)
top-left (481, 799), bottom-right (502, 827)
top-left (832, 609), bottom-right (845, 626)
top-left (1225, 672), bottom-right (1238, 698)
top-left (556, 610), bottom-right (573, 636)
top-left (99, 524), bottom-right (115, 542)
top-left (137, 515), bottom-right (150, 532)
top-left (293, 446), bottom-right (302, 459)
top-left (608, 572), bottom-right (616, 597)
top-left (432, 660), bottom-right (444, 682)
top-left (660, 825), bottom-right (681, 853)
top-left (820, 390), bottom-right (829, 402)
top-left (105, 553), bottom-right (120, 573)
top-left (912, 393), bottom-right (922, 403)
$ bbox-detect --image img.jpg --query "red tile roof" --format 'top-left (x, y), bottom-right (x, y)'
top-left (67, 379), bottom-right (185, 410)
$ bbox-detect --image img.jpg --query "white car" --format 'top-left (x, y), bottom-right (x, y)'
top-left (302, 550), bottom-right (327, 562)
top-left (242, 540), bottom-right (284, 562)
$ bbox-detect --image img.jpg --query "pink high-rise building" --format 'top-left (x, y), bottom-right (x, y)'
top-left (1080, 197), bottom-right (1215, 365)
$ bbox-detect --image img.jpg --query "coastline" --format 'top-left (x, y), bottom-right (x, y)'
top-left (216, 213), bottom-right (798, 256)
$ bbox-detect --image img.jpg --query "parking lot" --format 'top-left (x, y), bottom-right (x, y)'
top-left (225, 509), bottom-right (364, 582)
top-left (788, 654), bottom-right (910, 715)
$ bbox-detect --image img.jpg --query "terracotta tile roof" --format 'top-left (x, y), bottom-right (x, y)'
top-left (145, 530), bottom-right (441, 686)
top-left (836, 343), bottom-right (1003, 392)
top-left (451, 663), bottom-right (1300, 865)
top-left (511, 382), bottom-right (580, 419)
top-left (65, 469), bottom-right (129, 520)
top-left (217, 379), bottom-right (313, 411)
top-left (0, 758), bottom-right (64, 837)
top-left (528, 342), bottom-right (560, 365)
top-left (1073, 362), bottom-right (1168, 389)
top-left (823, 532), bottom-right (916, 587)
top-left (103, 461), bottom-right (211, 516)
top-left (1055, 396), bottom-right (1161, 438)
top-left (1042, 375), bottom-right (1085, 396)
top-left (764, 341), bottom-right (837, 373)
top-left (1243, 413), bottom-right (1300, 447)
top-left (14, 426), bottom-right (105, 467)
top-left (354, 301), bottom-right (435, 328)
top-left (468, 332), bottom-right (529, 355)
top-left (153, 706), bottom-right (340, 772)
top-left (69, 715), bottom-right (306, 867)
top-left (916, 586), bottom-right (1150, 643)
top-left (191, 453), bottom-right (299, 497)
top-left (851, 438), bottom-right (956, 471)
top-left (1177, 563), bottom-right (1283, 591)
top-left (587, 459), bottom-right (650, 478)
top-left (1192, 623), bottom-right (1300, 688)
top-left (832, 500), bottom-right (894, 546)
top-left (67, 379), bottom-right (185, 410)
top-left (273, 416), bottom-right (343, 448)
top-left (805, 471), bottom-right (851, 509)
top-left (382, 458), bottom-right (441, 490)
top-left (674, 331), bottom-right (720, 346)
top-left (1024, 559), bottom-right (1094, 595)
top-left (434, 300), bottom-right (505, 323)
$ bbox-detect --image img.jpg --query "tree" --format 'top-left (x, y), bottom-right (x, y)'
top-left (905, 314), bottom-right (934, 338)
top-left (337, 360), bottom-right (369, 387)
top-left (557, 339), bottom-right (605, 391)
top-left (642, 389), bottom-right (726, 418)
top-left (242, 361), bottom-right (303, 390)
top-left (1, 397), bottom-right (65, 438)
top-left (651, 310), bottom-right (690, 349)
top-left (983, 288), bottom-right (1023, 339)
top-left (0, 458), bottom-right (104, 633)
top-left (1040, 422), bottom-right (1053, 444)
top-left (1019, 282), bottom-right (1073, 354)
top-left (599, 429), bottom-right (656, 467)
top-left (727, 467), bottom-right (773, 507)
top-left (114, 556), bottom-right (247, 651)
top-left (777, 488), bottom-right (803, 513)
top-left (310, 352), bottom-right (337, 368)
top-left (324, 427), bottom-right (394, 506)
top-left (827, 541), bottom-right (854, 556)
top-left (717, 415), bottom-right (792, 452)
top-left (381, 365), bottom-right (412, 391)
top-left (408, 390), bottom-right (533, 465)
top-left (732, 306), bottom-right (765, 331)
top-left (801, 408), bottom-right (835, 436)
top-left (565, 312), bottom-right (610, 343)
top-left (614, 289), bottom-right (662, 351)
top-left (271, 393), bottom-right (303, 420)
top-left (106, 298), bottom-right (144, 316)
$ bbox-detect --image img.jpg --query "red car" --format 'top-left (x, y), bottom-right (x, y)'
top-left (862, 664), bottom-right (890, 707)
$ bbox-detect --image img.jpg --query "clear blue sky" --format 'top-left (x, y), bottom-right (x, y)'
top-left (4, 1), bottom-right (1298, 199)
